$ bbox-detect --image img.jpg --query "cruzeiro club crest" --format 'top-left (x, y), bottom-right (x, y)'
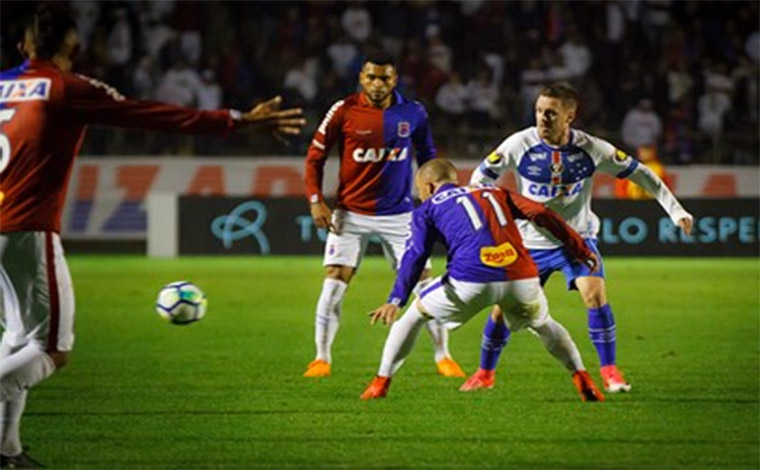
top-left (397, 121), bottom-right (410, 138)
top-left (550, 151), bottom-right (564, 185)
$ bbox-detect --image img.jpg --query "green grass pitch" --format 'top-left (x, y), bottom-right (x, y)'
top-left (13, 256), bottom-right (759, 469)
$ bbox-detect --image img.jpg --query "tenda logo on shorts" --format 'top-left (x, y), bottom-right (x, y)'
top-left (480, 242), bottom-right (518, 267)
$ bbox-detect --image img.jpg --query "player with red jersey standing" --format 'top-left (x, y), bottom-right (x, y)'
top-left (361, 159), bottom-right (604, 402)
top-left (0, 6), bottom-right (304, 467)
top-left (303, 51), bottom-right (464, 378)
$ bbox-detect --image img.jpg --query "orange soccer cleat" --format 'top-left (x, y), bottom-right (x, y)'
top-left (572, 370), bottom-right (606, 402)
top-left (436, 358), bottom-right (466, 377)
top-left (600, 365), bottom-right (632, 393)
top-left (360, 376), bottom-right (392, 400)
top-left (303, 359), bottom-right (331, 378)
top-left (459, 368), bottom-right (495, 391)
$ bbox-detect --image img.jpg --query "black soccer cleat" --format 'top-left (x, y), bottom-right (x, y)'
top-left (0, 451), bottom-right (45, 469)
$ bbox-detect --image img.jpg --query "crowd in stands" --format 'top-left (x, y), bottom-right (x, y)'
top-left (2, 0), bottom-right (758, 164)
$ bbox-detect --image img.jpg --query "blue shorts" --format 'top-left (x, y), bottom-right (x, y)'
top-left (528, 238), bottom-right (605, 291)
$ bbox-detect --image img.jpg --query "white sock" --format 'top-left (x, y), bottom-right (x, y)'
top-left (0, 342), bottom-right (56, 401)
top-left (378, 302), bottom-right (428, 377)
top-left (412, 279), bottom-right (451, 363)
top-left (1, 391), bottom-right (26, 456)
top-left (424, 321), bottom-right (451, 363)
top-left (531, 317), bottom-right (585, 372)
top-left (0, 339), bottom-right (25, 457)
top-left (313, 279), bottom-right (347, 363)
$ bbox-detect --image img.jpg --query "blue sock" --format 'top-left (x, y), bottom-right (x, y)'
top-left (479, 315), bottom-right (511, 371)
top-left (588, 304), bottom-right (616, 366)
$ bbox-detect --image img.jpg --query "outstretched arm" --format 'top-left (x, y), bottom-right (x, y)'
top-left (626, 164), bottom-right (693, 235)
top-left (371, 208), bottom-right (437, 325)
top-left (66, 74), bottom-right (304, 137)
top-left (505, 190), bottom-right (598, 271)
top-left (594, 142), bottom-right (693, 235)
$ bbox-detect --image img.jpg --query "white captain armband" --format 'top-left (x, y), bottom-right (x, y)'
top-left (229, 109), bottom-right (243, 121)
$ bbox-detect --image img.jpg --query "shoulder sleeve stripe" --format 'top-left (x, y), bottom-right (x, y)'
top-left (479, 163), bottom-right (501, 180)
top-left (317, 99), bottom-right (345, 135)
top-left (616, 160), bottom-right (639, 179)
top-left (311, 139), bottom-right (325, 150)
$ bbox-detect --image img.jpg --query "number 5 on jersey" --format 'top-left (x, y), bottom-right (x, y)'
top-left (0, 109), bottom-right (17, 174)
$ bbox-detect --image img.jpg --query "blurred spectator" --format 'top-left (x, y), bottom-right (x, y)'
top-left (197, 70), bottom-right (222, 110)
top-left (519, 57), bottom-right (546, 124)
top-left (284, 57), bottom-right (319, 103)
top-left (622, 98), bottom-right (663, 151)
top-left (559, 28), bottom-right (592, 80)
top-left (745, 30), bottom-right (759, 62)
top-left (667, 59), bottom-right (694, 104)
top-left (132, 54), bottom-right (159, 100)
top-left (427, 26), bottom-right (452, 74)
top-left (143, 18), bottom-right (176, 60)
top-left (327, 36), bottom-right (359, 80)
top-left (615, 146), bottom-right (670, 199)
top-left (435, 71), bottom-right (468, 125)
top-left (106, 7), bottom-right (132, 67)
top-left (341, 2), bottom-right (372, 43)
top-left (466, 66), bottom-right (498, 128)
top-left (71, 1), bottom-right (100, 52)
top-left (155, 59), bottom-right (201, 107)
top-left (698, 85), bottom-right (731, 149)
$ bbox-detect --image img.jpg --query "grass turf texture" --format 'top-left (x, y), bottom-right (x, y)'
top-left (13, 256), bottom-right (759, 469)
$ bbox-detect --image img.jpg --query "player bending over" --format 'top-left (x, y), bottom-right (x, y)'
top-left (360, 159), bottom-right (604, 402)
top-left (303, 50), bottom-right (463, 378)
top-left (461, 82), bottom-right (693, 394)
top-left (0, 6), bottom-right (304, 468)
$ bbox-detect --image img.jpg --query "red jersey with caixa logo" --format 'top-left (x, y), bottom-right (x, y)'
top-left (304, 90), bottom-right (436, 215)
top-left (0, 59), bottom-right (237, 234)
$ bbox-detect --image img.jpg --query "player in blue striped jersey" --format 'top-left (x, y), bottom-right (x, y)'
top-left (462, 83), bottom-right (693, 393)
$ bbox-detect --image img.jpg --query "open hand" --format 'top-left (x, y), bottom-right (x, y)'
top-left (369, 304), bottom-right (400, 326)
top-left (241, 96), bottom-right (306, 140)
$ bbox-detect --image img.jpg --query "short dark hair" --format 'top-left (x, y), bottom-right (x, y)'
top-left (26, 4), bottom-right (77, 59)
top-left (539, 82), bottom-right (580, 109)
top-left (364, 49), bottom-right (396, 68)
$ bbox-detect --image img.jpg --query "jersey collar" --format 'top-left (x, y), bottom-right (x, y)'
top-left (435, 182), bottom-right (458, 194)
top-left (534, 127), bottom-right (576, 151)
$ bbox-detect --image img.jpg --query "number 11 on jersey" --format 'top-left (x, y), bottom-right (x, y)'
top-left (456, 191), bottom-right (508, 230)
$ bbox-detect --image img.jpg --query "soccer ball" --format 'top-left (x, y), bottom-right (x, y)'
top-left (156, 281), bottom-right (207, 325)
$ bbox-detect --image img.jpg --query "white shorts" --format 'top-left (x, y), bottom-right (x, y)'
top-left (418, 276), bottom-right (548, 332)
top-left (323, 209), bottom-right (432, 271)
top-left (0, 232), bottom-right (75, 352)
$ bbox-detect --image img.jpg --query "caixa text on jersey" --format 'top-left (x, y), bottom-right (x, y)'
top-left (352, 147), bottom-right (409, 163)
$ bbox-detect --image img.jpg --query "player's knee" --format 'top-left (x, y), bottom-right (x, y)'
top-left (491, 305), bottom-right (504, 321)
top-left (48, 350), bottom-right (69, 369)
top-left (580, 288), bottom-right (607, 308)
top-left (324, 265), bottom-right (353, 283)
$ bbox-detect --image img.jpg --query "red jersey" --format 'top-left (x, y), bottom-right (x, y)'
top-left (0, 59), bottom-right (236, 234)
top-left (304, 91), bottom-right (436, 215)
